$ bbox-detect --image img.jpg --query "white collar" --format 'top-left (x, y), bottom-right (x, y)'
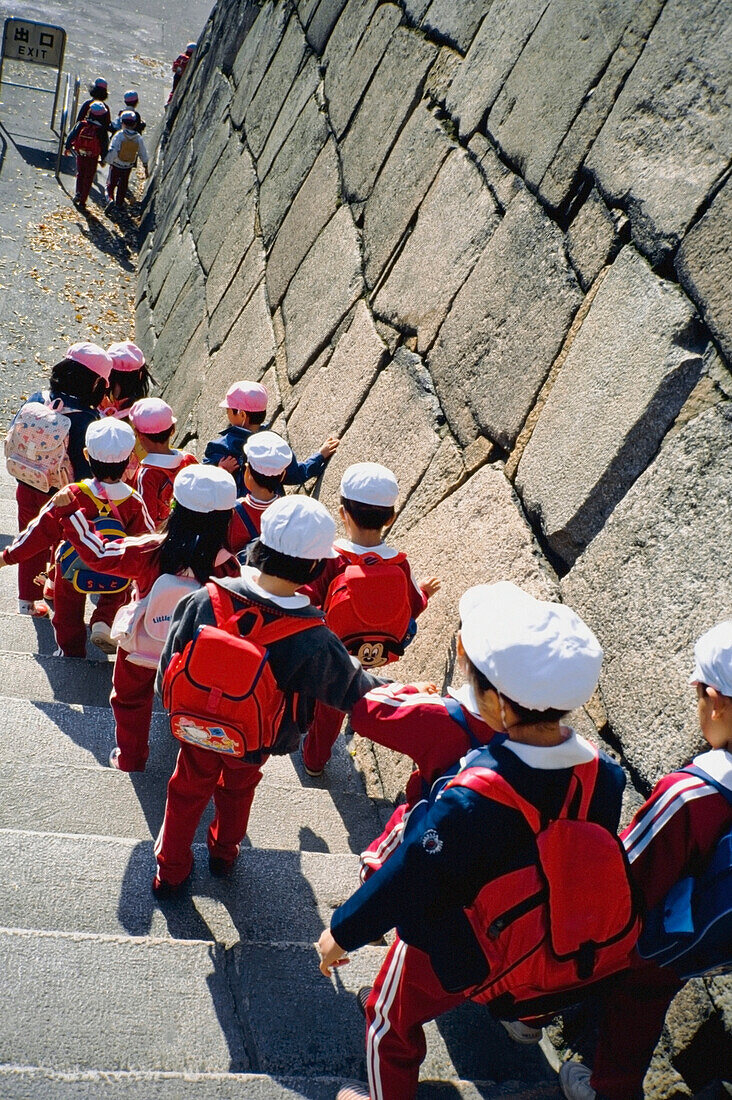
top-left (335, 537), bottom-right (399, 560)
top-left (240, 565), bottom-right (310, 609)
top-left (87, 478), bottom-right (133, 502)
top-left (691, 748), bottom-right (732, 792)
top-left (140, 451), bottom-right (185, 469)
top-left (446, 682), bottom-right (483, 719)
top-left (503, 729), bottom-right (598, 770)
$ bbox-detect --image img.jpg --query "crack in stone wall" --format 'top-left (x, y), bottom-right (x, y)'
top-left (138, 0), bottom-right (732, 1088)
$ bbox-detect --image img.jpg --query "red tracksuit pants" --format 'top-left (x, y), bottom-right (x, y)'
top-left (364, 938), bottom-right (470, 1099)
top-left (110, 648), bottom-right (155, 771)
top-left (302, 700), bottom-right (344, 772)
top-left (155, 743), bottom-right (266, 885)
top-left (589, 958), bottom-right (682, 1100)
top-left (52, 564), bottom-right (127, 657)
top-left (74, 154), bottom-right (99, 204)
top-left (106, 165), bottom-right (132, 207)
top-left (15, 482), bottom-right (52, 602)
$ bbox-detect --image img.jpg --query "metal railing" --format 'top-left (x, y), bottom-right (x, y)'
top-left (55, 73), bottom-right (78, 180)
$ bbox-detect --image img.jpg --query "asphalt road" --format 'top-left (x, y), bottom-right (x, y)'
top-left (0, 0), bottom-right (214, 423)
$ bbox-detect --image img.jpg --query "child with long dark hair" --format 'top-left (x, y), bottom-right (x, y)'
top-left (53, 465), bottom-right (239, 771)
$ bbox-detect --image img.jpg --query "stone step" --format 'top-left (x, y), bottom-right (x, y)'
top-left (0, 829), bottom-right (362, 944)
top-left (0, 695), bottom-right (369, 796)
top-left (0, 1067), bottom-right (561, 1099)
top-left (0, 759), bottom-right (383, 853)
top-left (0, 610), bottom-right (113, 658)
top-left (0, 650), bottom-right (115, 706)
top-left (0, 928), bottom-right (556, 1086)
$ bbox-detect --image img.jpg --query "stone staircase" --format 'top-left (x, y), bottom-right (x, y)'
top-left (0, 466), bottom-right (560, 1098)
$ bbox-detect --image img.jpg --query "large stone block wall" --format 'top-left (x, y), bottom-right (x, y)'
top-left (138, 1), bottom-right (731, 1091)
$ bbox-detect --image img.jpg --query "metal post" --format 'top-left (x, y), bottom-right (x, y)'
top-left (55, 71), bottom-right (69, 178)
top-left (50, 32), bottom-right (65, 129)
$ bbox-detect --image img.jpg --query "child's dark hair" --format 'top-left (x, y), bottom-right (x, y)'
top-left (341, 495), bottom-right (395, 532)
top-left (140, 424), bottom-right (175, 445)
top-left (110, 365), bottom-right (154, 407)
top-left (247, 463), bottom-right (285, 495)
top-left (51, 359), bottom-right (108, 408)
top-left (88, 455), bottom-right (130, 482)
top-left (88, 84), bottom-right (108, 100)
top-left (157, 503), bottom-right (233, 584)
top-left (247, 538), bottom-right (325, 585)
top-left (234, 409), bottom-right (266, 426)
top-left (464, 654), bottom-right (566, 726)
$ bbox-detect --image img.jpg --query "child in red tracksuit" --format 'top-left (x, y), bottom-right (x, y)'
top-left (167, 42), bottom-right (196, 103)
top-left (65, 101), bottom-right (109, 210)
top-left (129, 398), bottom-right (198, 528)
top-left (559, 620), bottom-right (732, 1100)
top-left (300, 462), bottom-right (440, 777)
top-left (54, 466), bottom-right (240, 771)
top-left (153, 494), bottom-right (385, 897)
top-left (226, 431), bottom-right (293, 558)
top-left (6, 341), bottom-right (112, 617)
top-left (1, 418), bottom-right (152, 657)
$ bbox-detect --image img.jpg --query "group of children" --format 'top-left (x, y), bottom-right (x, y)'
top-left (2, 341), bottom-right (730, 1100)
top-left (66, 76), bottom-right (149, 213)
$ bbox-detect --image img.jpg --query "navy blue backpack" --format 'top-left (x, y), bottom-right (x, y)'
top-left (637, 765), bottom-right (732, 980)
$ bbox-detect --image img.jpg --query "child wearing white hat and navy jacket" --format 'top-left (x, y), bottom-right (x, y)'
top-left (152, 495), bottom-right (385, 897)
top-left (226, 431), bottom-right (292, 558)
top-left (559, 620), bottom-right (732, 1100)
top-left (104, 112), bottom-right (148, 213)
top-left (203, 380), bottom-right (339, 497)
top-left (1, 419), bottom-right (154, 656)
top-left (300, 462), bottom-right (439, 777)
top-left (53, 466), bottom-right (240, 771)
top-left (131, 398), bottom-right (198, 527)
top-left (317, 582), bottom-right (628, 1100)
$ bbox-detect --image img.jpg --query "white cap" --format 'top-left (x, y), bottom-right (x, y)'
top-left (85, 418), bottom-right (136, 463)
top-left (244, 431), bottom-right (293, 477)
top-left (690, 621), bottom-right (732, 697)
top-left (459, 581), bottom-right (603, 712)
top-left (340, 462), bottom-right (399, 508)
top-left (173, 465), bottom-right (237, 513)
top-left (260, 495), bottom-right (338, 560)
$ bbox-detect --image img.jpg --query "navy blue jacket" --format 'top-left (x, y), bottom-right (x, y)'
top-left (26, 389), bottom-right (100, 482)
top-left (331, 737), bottom-right (625, 992)
top-left (203, 424), bottom-right (327, 496)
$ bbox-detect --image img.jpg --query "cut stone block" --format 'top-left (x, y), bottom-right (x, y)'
top-left (266, 139), bottom-right (341, 308)
top-left (305, 0), bottom-right (349, 54)
top-left (150, 273), bottom-right (207, 389)
top-left (257, 56), bottom-right (320, 182)
top-left (486, 0), bottom-right (638, 192)
top-left (153, 232), bottom-right (200, 336)
top-left (340, 25), bottom-right (438, 202)
top-left (427, 189), bottom-right (582, 449)
top-left (259, 95), bottom-right (330, 247)
top-left (208, 240), bottom-right (266, 353)
top-left (444, 0), bottom-right (548, 139)
top-left (200, 156), bottom-right (259, 296)
top-left (363, 102), bottom-right (454, 290)
top-left (468, 133), bottom-right (523, 213)
top-left (323, 1), bottom-right (402, 139)
top-left (242, 14), bottom-right (309, 159)
top-left (516, 246), bottom-right (705, 565)
top-left (422, 0), bottom-right (495, 54)
top-left (230, 2), bottom-right (291, 129)
top-left (676, 176), bottom-right (732, 368)
top-left (372, 147), bottom-right (500, 352)
top-left (315, 346), bottom-right (444, 517)
top-left (287, 300), bottom-right (387, 454)
top-left (207, 283), bottom-right (276, 411)
top-left (586, 0), bottom-right (732, 264)
top-left (567, 189), bottom-right (623, 292)
top-left (281, 205), bottom-right (364, 382)
top-left (146, 228), bottom-right (184, 308)
top-left (562, 403), bottom-right (732, 785)
top-left (187, 119), bottom-right (232, 214)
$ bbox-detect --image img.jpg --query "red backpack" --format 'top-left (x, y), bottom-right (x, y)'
top-left (446, 749), bottom-right (641, 1016)
top-left (72, 121), bottom-right (102, 158)
top-left (324, 549), bottom-right (414, 668)
top-left (162, 582), bottom-right (321, 757)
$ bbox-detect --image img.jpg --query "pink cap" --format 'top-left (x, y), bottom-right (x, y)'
top-left (129, 398), bottom-right (176, 434)
top-left (66, 342), bottom-right (113, 381)
top-left (106, 341), bottom-right (146, 372)
top-left (218, 380), bottom-right (268, 413)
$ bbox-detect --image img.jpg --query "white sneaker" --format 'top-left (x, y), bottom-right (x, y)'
top-left (499, 1018), bottom-right (542, 1044)
top-left (559, 1061), bottom-right (597, 1100)
top-left (90, 621), bottom-right (117, 654)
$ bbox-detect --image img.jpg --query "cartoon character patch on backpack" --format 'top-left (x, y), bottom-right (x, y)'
top-left (324, 550), bottom-right (415, 668)
top-left (4, 398), bottom-right (75, 493)
top-left (162, 582), bottom-right (322, 757)
top-left (72, 121), bottom-right (102, 158)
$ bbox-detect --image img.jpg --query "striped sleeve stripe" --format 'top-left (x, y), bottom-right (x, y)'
top-left (623, 782), bottom-right (717, 864)
top-left (68, 510), bottom-right (127, 561)
top-left (362, 687), bottom-right (449, 710)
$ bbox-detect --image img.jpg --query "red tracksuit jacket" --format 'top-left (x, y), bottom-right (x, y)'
top-left (135, 451), bottom-right (198, 527)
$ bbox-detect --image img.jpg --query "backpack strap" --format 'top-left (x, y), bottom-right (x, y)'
top-left (234, 501), bottom-right (260, 541)
top-left (442, 696), bottom-right (484, 752)
top-left (681, 765), bottom-right (732, 806)
top-left (206, 581), bottom-right (323, 645)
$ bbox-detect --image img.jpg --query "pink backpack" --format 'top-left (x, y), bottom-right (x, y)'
top-left (4, 398), bottom-right (75, 493)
